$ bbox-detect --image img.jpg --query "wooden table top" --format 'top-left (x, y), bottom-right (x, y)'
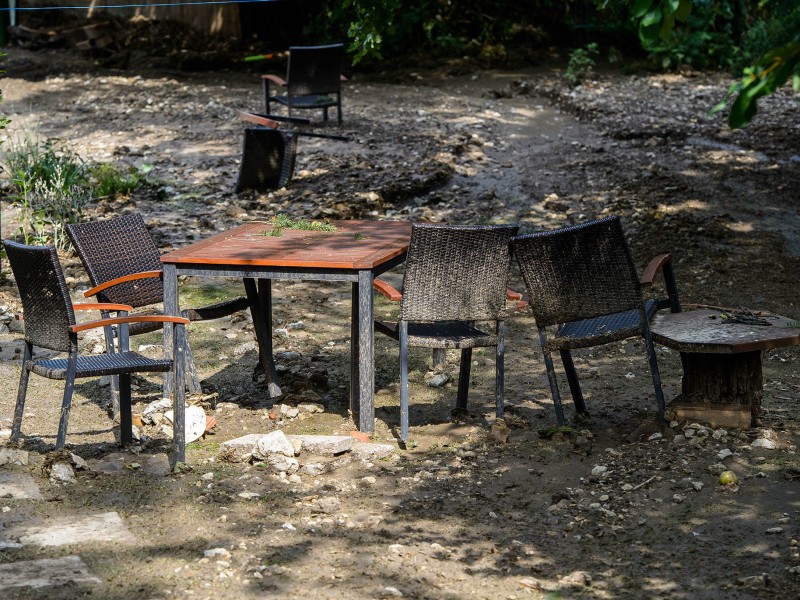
top-left (160, 220), bottom-right (413, 270)
top-left (651, 309), bottom-right (800, 354)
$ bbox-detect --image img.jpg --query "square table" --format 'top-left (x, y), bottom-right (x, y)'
top-left (160, 219), bottom-right (412, 462)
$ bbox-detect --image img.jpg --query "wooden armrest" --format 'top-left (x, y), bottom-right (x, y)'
top-left (262, 74), bottom-right (287, 86)
top-left (373, 278), bottom-right (402, 301)
top-left (83, 271), bottom-right (162, 298)
top-left (70, 315), bottom-right (190, 333)
top-left (506, 288), bottom-right (522, 301)
top-left (237, 110), bottom-right (280, 129)
top-left (640, 254), bottom-right (672, 288)
top-left (73, 303), bottom-right (133, 313)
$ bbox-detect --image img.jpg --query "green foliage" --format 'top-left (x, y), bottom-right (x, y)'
top-left (4, 134), bottom-right (90, 250)
top-left (262, 215), bottom-right (338, 236)
top-left (565, 42), bottom-right (599, 85)
top-left (89, 162), bottom-right (152, 198)
top-left (711, 37), bottom-right (800, 128)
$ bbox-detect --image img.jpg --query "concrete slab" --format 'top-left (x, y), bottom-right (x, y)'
top-left (0, 448), bottom-right (29, 466)
top-left (0, 472), bottom-right (43, 499)
top-left (9, 511), bottom-right (136, 547)
top-left (288, 434), bottom-right (353, 455)
top-left (0, 555), bottom-right (101, 589)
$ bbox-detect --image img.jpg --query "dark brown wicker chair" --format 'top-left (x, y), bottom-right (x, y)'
top-left (3, 239), bottom-right (188, 454)
top-left (511, 216), bottom-right (681, 425)
top-left (374, 223), bottom-right (519, 442)
top-left (262, 44), bottom-right (346, 124)
top-left (66, 213), bottom-right (251, 416)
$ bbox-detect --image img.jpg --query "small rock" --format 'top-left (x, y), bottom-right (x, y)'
top-left (266, 454), bottom-right (299, 474)
top-left (49, 463), bottom-right (76, 485)
top-left (0, 448), bottom-right (29, 466)
top-left (312, 496), bottom-right (341, 514)
top-left (426, 373), bottom-right (450, 388)
top-left (204, 547), bottom-right (231, 560)
top-left (591, 465), bottom-right (608, 476)
top-left (560, 570), bottom-right (592, 586)
top-left (717, 448), bottom-right (734, 459)
top-left (252, 430), bottom-right (296, 459)
top-left (380, 587), bottom-right (403, 598)
top-left (765, 527), bottom-right (784, 534)
top-left (752, 438), bottom-right (777, 450)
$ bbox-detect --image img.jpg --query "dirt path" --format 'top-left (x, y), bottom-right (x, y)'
top-left (0, 49), bottom-right (799, 599)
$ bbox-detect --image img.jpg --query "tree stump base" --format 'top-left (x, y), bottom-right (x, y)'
top-left (667, 351), bottom-right (762, 428)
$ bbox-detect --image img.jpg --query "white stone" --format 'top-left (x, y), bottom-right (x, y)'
top-left (427, 373), bottom-right (450, 388)
top-left (718, 449), bottom-right (734, 459)
top-left (49, 463), bottom-right (76, 485)
top-left (752, 438), bottom-right (777, 450)
top-left (0, 448), bottom-right (29, 466)
top-left (0, 473), bottom-right (43, 500)
top-left (267, 454), bottom-right (299, 474)
top-left (252, 430), bottom-right (296, 459)
top-left (204, 547), bottom-right (231, 560)
top-left (591, 465), bottom-right (608, 476)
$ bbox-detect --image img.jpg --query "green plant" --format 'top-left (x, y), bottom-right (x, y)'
top-left (90, 162), bottom-right (152, 198)
top-left (4, 133), bottom-right (91, 250)
top-left (564, 42), bottom-right (599, 85)
top-left (262, 215), bottom-right (338, 236)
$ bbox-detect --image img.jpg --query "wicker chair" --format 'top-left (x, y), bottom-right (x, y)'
top-left (511, 216), bottom-right (681, 425)
top-left (262, 44), bottom-right (346, 124)
top-left (66, 213), bottom-right (251, 416)
top-left (3, 239), bottom-right (188, 452)
top-left (374, 223), bottom-right (519, 441)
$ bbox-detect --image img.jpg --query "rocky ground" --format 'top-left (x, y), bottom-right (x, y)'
top-left (0, 45), bottom-right (799, 599)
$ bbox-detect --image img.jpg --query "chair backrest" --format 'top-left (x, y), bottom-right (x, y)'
top-left (286, 44), bottom-right (344, 97)
top-left (3, 240), bottom-right (75, 352)
top-left (511, 216), bottom-right (643, 327)
top-left (400, 223), bottom-right (518, 322)
top-left (66, 213), bottom-right (164, 308)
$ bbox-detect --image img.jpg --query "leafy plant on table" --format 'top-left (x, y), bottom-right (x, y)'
top-left (262, 215), bottom-right (338, 236)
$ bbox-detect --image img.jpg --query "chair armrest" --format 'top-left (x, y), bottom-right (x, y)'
top-left (70, 315), bottom-right (190, 333)
top-left (506, 288), bottom-right (522, 301)
top-left (640, 253), bottom-right (681, 313)
top-left (73, 303), bottom-right (134, 313)
top-left (262, 74), bottom-right (287, 87)
top-left (373, 278), bottom-right (402, 301)
top-left (640, 254), bottom-right (672, 288)
top-left (83, 271), bottom-right (162, 298)
top-left (237, 110), bottom-right (280, 129)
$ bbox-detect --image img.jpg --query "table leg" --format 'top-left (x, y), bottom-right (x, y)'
top-left (162, 263), bottom-right (178, 400)
top-left (356, 270), bottom-right (375, 432)
top-left (243, 278), bottom-right (280, 396)
top-left (350, 281), bottom-right (360, 423)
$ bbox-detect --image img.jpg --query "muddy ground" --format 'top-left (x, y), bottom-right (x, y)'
top-left (0, 45), bottom-right (799, 599)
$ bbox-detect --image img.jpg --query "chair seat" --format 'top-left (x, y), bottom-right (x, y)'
top-left (29, 352), bottom-right (173, 380)
top-left (376, 320), bottom-right (498, 349)
top-left (272, 94), bottom-right (338, 109)
top-left (550, 299), bottom-right (658, 350)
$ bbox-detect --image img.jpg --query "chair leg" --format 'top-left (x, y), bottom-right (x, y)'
top-left (560, 349), bottom-right (588, 414)
top-left (119, 373), bottom-right (133, 445)
top-left (323, 106), bottom-right (329, 122)
top-left (11, 342), bottom-right (33, 443)
top-left (641, 316), bottom-right (666, 420)
top-left (263, 79), bottom-right (270, 114)
top-left (456, 348), bottom-right (472, 410)
top-left (102, 323), bottom-right (121, 420)
top-left (496, 321), bottom-right (505, 419)
top-left (399, 321), bottom-right (409, 442)
top-left (538, 327), bottom-right (566, 425)
top-left (336, 94), bottom-right (342, 125)
top-left (56, 356), bottom-right (78, 449)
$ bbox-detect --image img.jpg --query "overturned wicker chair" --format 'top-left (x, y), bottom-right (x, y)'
top-left (374, 223), bottom-right (518, 442)
top-left (3, 239), bottom-right (189, 456)
top-left (511, 215), bottom-right (681, 425)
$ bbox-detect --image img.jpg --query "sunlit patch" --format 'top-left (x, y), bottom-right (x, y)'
top-left (656, 199), bottom-right (710, 214)
top-left (726, 221), bottom-right (754, 233)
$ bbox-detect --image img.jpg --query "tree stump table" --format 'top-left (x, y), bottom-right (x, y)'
top-left (650, 309), bottom-right (800, 428)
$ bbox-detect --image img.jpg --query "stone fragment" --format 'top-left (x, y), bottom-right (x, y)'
top-left (0, 448), bottom-right (29, 466)
top-left (204, 547), bottom-right (231, 560)
top-left (752, 438), bottom-right (777, 450)
top-left (49, 463), bottom-right (76, 485)
top-left (288, 435), bottom-right (353, 455)
top-left (298, 402), bottom-right (325, 414)
top-left (220, 433), bottom-right (267, 454)
top-left (266, 454), bottom-right (299, 474)
top-left (0, 555), bottom-right (101, 589)
top-left (252, 430), bottom-right (296, 459)
top-left (426, 373), bottom-right (450, 388)
top-left (311, 496), bottom-right (341, 514)
top-left (351, 442), bottom-right (395, 460)
top-left (10, 512), bottom-right (135, 547)
top-left (0, 473), bottom-right (43, 499)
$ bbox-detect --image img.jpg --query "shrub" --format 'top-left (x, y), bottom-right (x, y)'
top-left (565, 42), bottom-right (599, 85)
